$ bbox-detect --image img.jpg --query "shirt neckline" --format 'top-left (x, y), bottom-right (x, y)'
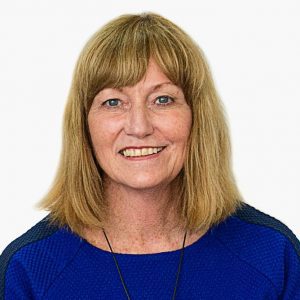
top-left (78, 224), bottom-right (215, 259)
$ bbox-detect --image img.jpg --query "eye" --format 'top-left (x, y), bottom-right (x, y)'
top-left (102, 98), bottom-right (121, 108)
top-left (155, 95), bottom-right (174, 106)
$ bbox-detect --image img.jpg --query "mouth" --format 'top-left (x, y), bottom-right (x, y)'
top-left (118, 146), bottom-right (167, 159)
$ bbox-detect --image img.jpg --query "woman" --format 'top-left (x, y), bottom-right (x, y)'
top-left (1, 12), bottom-right (299, 299)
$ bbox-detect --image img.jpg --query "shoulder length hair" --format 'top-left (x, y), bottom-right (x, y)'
top-left (38, 12), bottom-right (245, 236)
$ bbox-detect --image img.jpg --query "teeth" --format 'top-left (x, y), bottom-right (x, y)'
top-left (122, 147), bottom-right (163, 157)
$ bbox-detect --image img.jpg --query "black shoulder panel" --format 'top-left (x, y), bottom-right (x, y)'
top-left (233, 202), bottom-right (300, 258)
top-left (0, 215), bottom-right (59, 299)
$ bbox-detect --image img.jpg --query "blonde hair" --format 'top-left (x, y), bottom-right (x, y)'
top-left (37, 12), bottom-right (245, 236)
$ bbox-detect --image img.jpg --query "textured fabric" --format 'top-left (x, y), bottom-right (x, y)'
top-left (1, 202), bottom-right (300, 299)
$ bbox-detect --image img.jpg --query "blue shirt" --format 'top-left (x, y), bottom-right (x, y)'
top-left (1, 202), bottom-right (300, 299)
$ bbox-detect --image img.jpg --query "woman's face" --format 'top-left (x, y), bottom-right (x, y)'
top-left (88, 59), bottom-right (192, 191)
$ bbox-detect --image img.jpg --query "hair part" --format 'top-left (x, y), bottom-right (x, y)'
top-left (37, 12), bottom-right (245, 236)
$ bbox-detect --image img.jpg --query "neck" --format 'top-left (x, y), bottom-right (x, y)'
top-left (82, 176), bottom-right (209, 254)
top-left (102, 177), bottom-right (184, 244)
top-left (81, 175), bottom-right (201, 254)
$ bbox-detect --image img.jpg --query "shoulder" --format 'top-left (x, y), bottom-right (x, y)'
top-left (0, 215), bottom-right (83, 299)
top-left (212, 202), bottom-right (300, 298)
top-left (216, 202), bottom-right (300, 254)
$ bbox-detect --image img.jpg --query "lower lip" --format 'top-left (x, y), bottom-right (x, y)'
top-left (119, 147), bottom-right (166, 161)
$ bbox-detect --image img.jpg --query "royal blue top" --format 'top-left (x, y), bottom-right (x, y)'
top-left (1, 202), bottom-right (300, 299)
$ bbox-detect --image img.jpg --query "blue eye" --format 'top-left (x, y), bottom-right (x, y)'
top-left (155, 96), bottom-right (174, 105)
top-left (103, 99), bottom-right (120, 107)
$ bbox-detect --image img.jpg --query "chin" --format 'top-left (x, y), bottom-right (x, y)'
top-left (120, 178), bottom-right (168, 190)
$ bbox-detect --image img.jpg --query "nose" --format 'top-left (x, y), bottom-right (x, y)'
top-left (124, 103), bottom-right (154, 138)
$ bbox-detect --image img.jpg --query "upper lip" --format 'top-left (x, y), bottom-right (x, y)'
top-left (119, 145), bottom-right (166, 153)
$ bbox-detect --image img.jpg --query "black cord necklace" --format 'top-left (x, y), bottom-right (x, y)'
top-left (102, 228), bottom-right (187, 300)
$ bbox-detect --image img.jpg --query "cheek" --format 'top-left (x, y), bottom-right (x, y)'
top-left (88, 118), bottom-right (118, 152)
top-left (162, 109), bottom-right (192, 143)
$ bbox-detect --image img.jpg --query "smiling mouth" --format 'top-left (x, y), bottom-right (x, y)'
top-left (119, 146), bottom-right (166, 158)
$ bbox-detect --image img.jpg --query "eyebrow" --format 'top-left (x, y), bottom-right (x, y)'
top-left (116, 82), bottom-right (177, 93)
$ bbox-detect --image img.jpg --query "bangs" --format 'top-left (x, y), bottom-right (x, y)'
top-left (77, 13), bottom-right (199, 112)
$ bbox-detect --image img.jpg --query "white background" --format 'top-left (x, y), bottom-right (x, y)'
top-left (0, 0), bottom-right (299, 253)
